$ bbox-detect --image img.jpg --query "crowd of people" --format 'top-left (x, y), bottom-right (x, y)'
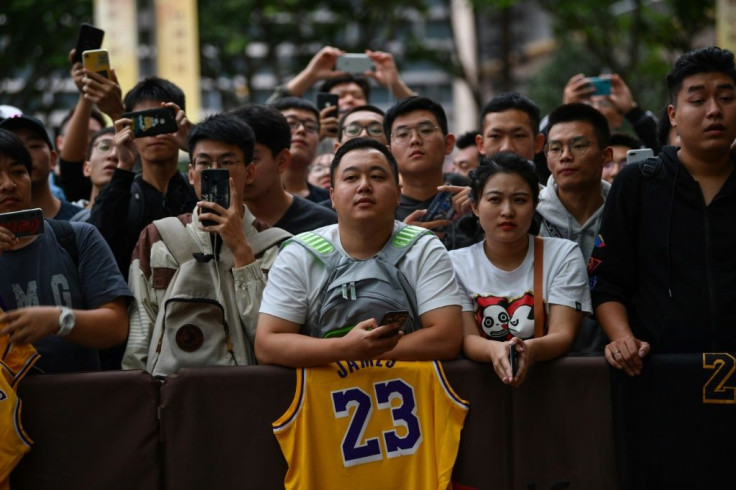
top-left (1, 43), bottom-right (735, 380)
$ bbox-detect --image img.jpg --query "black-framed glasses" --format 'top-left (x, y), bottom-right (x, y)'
top-left (342, 122), bottom-right (384, 138)
top-left (192, 157), bottom-right (243, 170)
top-left (545, 136), bottom-right (596, 159)
top-left (391, 123), bottom-right (440, 144)
top-left (286, 117), bottom-right (319, 133)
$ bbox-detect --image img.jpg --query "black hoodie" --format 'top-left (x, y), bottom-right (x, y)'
top-left (590, 145), bottom-right (736, 353)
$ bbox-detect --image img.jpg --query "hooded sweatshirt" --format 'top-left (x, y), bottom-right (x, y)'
top-left (590, 145), bottom-right (736, 353)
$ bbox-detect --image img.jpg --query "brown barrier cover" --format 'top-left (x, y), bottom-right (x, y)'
top-left (512, 356), bottom-right (618, 490)
top-left (159, 364), bottom-right (295, 489)
top-left (11, 370), bottom-right (162, 490)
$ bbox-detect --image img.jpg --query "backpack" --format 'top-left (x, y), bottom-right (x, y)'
top-left (145, 216), bottom-right (291, 377)
top-left (288, 223), bottom-right (431, 338)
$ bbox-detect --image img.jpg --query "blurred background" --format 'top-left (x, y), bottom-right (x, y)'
top-left (0, 0), bottom-right (730, 135)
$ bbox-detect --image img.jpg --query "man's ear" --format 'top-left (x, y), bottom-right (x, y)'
top-left (245, 160), bottom-right (256, 185)
top-left (534, 133), bottom-right (545, 154)
top-left (49, 149), bottom-right (58, 170)
top-left (667, 104), bottom-right (677, 129)
top-left (188, 164), bottom-right (195, 186)
top-left (475, 132), bottom-right (485, 155)
top-left (83, 160), bottom-right (91, 178)
top-left (444, 133), bottom-right (456, 156)
top-left (276, 149), bottom-right (292, 174)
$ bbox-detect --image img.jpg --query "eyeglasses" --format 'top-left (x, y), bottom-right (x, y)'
top-left (92, 138), bottom-right (115, 154)
top-left (391, 123), bottom-right (441, 144)
top-left (308, 164), bottom-right (330, 175)
top-left (545, 137), bottom-right (595, 159)
top-left (286, 117), bottom-right (319, 134)
top-left (192, 157), bottom-right (243, 170)
top-left (342, 122), bottom-right (384, 138)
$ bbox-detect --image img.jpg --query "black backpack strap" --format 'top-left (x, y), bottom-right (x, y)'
top-left (47, 219), bottom-right (79, 267)
top-left (639, 157), bottom-right (661, 178)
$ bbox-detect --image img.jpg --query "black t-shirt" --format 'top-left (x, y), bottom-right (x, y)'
top-left (306, 183), bottom-right (330, 204)
top-left (276, 195), bottom-right (337, 235)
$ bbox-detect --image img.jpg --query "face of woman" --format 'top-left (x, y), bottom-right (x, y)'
top-left (472, 171), bottom-right (536, 247)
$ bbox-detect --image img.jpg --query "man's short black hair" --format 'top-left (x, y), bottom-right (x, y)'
top-left (456, 131), bottom-right (480, 150)
top-left (337, 104), bottom-right (385, 143)
top-left (331, 136), bottom-right (399, 187)
top-left (86, 127), bottom-right (116, 160)
top-left (479, 92), bottom-right (540, 135)
top-left (270, 96), bottom-right (320, 122)
top-left (609, 132), bottom-right (641, 150)
top-left (318, 74), bottom-right (371, 101)
top-left (231, 104), bottom-right (292, 157)
top-left (187, 113), bottom-right (255, 165)
top-left (0, 128), bottom-right (32, 174)
top-left (666, 46), bottom-right (736, 105)
top-left (547, 103), bottom-right (611, 148)
top-left (383, 95), bottom-right (448, 141)
top-left (124, 76), bottom-right (186, 112)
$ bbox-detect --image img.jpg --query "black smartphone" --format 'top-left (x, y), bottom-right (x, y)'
top-left (72, 23), bottom-right (105, 64)
top-left (378, 310), bottom-right (409, 338)
top-left (200, 169), bottom-right (230, 227)
top-left (0, 208), bottom-right (45, 238)
top-left (508, 344), bottom-right (518, 377)
top-left (122, 108), bottom-right (178, 138)
top-left (419, 191), bottom-right (455, 222)
top-left (316, 92), bottom-right (339, 119)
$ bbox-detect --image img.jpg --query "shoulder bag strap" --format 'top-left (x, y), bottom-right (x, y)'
top-left (533, 236), bottom-right (545, 338)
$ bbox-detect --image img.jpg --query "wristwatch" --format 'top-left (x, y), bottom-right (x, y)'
top-left (57, 307), bottom-right (76, 337)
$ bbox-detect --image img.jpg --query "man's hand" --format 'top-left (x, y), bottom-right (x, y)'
top-left (113, 116), bottom-right (138, 172)
top-left (338, 318), bottom-right (403, 360)
top-left (69, 49), bottom-right (85, 93)
top-left (319, 105), bottom-right (339, 140)
top-left (365, 50), bottom-right (413, 99)
top-left (197, 177), bottom-right (255, 268)
top-left (0, 225), bottom-right (18, 256)
top-left (402, 209), bottom-right (449, 240)
top-left (563, 73), bottom-right (595, 104)
top-left (162, 102), bottom-right (192, 151)
top-left (438, 184), bottom-right (472, 214)
top-left (608, 73), bottom-right (637, 114)
top-left (0, 306), bottom-right (62, 344)
top-left (82, 69), bottom-right (124, 121)
top-left (604, 335), bottom-right (650, 376)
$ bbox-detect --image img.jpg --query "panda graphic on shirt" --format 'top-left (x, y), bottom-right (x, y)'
top-left (473, 292), bottom-right (539, 340)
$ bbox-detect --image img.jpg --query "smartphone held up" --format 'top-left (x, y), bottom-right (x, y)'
top-left (200, 169), bottom-right (230, 227)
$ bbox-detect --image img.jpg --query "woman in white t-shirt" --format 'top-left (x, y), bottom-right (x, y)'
top-left (449, 152), bottom-right (591, 386)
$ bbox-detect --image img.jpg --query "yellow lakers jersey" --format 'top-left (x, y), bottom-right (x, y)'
top-left (273, 360), bottom-right (469, 490)
top-left (0, 334), bottom-right (40, 486)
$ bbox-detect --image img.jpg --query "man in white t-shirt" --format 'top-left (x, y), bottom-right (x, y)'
top-left (256, 137), bottom-right (463, 367)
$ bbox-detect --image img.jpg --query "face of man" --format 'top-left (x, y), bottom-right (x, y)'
top-left (339, 110), bottom-right (386, 146)
top-left (84, 134), bottom-right (118, 188)
top-left (0, 154), bottom-right (32, 214)
top-left (331, 82), bottom-right (368, 113)
top-left (452, 145), bottom-right (480, 177)
top-left (243, 143), bottom-right (290, 202)
top-left (546, 121), bottom-right (611, 193)
top-left (330, 148), bottom-right (400, 225)
top-left (668, 71), bottom-right (736, 159)
top-left (477, 109), bottom-right (543, 161)
top-left (281, 108), bottom-right (319, 170)
top-left (602, 145), bottom-right (631, 183)
top-left (131, 99), bottom-right (181, 164)
top-left (11, 127), bottom-right (57, 187)
top-left (188, 140), bottom-right (254, 205)
top-left (389, 109), bottom-right (454, 178)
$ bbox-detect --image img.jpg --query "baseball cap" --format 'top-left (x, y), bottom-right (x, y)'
top-left (0, 114), bottom-right (54, 149)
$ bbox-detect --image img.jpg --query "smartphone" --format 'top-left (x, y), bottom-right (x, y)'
top-left (200, 169), bottom-right (230, 227)
top-left (626, 148), bottom-right (654, 166)
top-left (82, 49), bottom-right (112, 79)
top-left (316, 92), bottom-right (339, 119)
top-left (122, 108), bottom-right (178, 138)
top-left (336, 53), bottom-right (373, 74)
top-left (508, 344), bottom-right (518, 377)
top-left (419, 191), bottom-right (455, 222)
top-left (587, 76), bottom-right (611, 96)
top-left (72, 23), bottom-right (104, 63)
top-left (0, 208), bottom-right (45, 238)
top-left (378, 310), bottom-right (409, 338)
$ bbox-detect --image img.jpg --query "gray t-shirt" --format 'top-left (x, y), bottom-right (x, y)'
top-left (0, 221), bottom-right (132, 373)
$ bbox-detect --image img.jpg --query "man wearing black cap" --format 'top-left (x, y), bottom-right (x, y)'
top-left (0, 114), bottom-right (84, 220)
